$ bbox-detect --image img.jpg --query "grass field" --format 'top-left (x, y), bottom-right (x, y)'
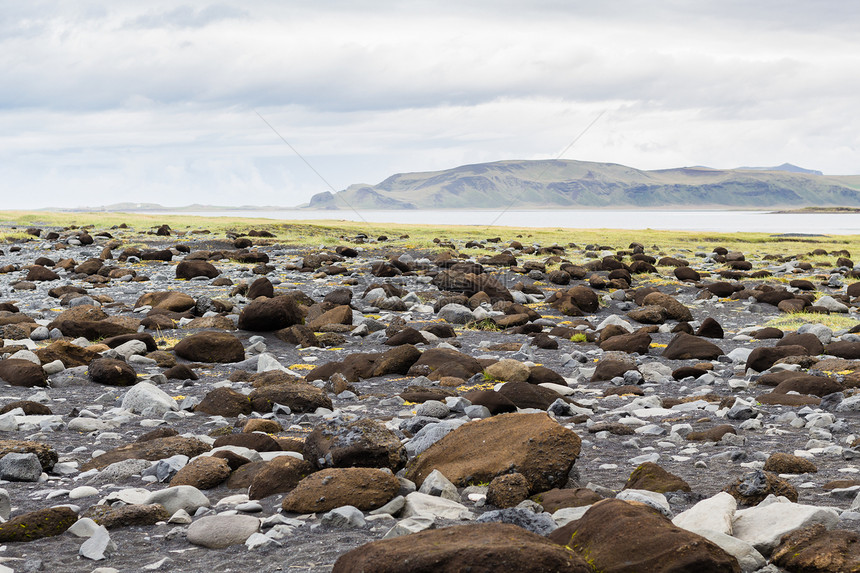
top-left (1, 210), bottom-right (859, 261)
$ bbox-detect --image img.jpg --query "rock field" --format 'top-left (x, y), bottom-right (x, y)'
top-left (0, 221), bottom-right (858, 572)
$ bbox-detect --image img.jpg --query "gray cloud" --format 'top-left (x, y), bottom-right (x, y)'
top-left (0, 1), bottom-right (858, 209)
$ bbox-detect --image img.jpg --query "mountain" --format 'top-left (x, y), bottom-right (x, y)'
top-left (305, 159), bottom-right (860, 210)
top-left (736, 163), bottom-right (823, 176)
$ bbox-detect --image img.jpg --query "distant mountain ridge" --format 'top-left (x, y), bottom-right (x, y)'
top-left (305, 159), bottom-right (860, 210)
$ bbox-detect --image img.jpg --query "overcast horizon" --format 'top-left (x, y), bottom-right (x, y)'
top-left (2, 1), bottom-right (859, 210)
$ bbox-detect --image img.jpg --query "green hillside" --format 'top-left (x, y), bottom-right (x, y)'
top-left (305, 159), bottom-right (860, 209)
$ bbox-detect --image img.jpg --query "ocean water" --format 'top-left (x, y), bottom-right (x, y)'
top-left (154, 209), bottom-right (859, 235)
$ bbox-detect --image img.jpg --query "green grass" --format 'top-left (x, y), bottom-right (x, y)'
top-left (765, 312), bottom-right (859, 331)
top-left (1, 210), bottom-right (859, 261)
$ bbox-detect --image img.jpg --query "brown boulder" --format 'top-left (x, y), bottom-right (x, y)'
top-left (0, 359), bottom-right (48, 387)
top-left (247, 277), bottom-right (275, 299)
top-left (406, 412), bottom-right (581, 494)
top-left (548, 499), bottom-right (741, 573)
top-left (778, 333), bottom-right (825, 355)
top-left (176, 260), bottom-right (219, 279)
top-left (623, 461), bottom-right (691, 493)
top-left (772, 523), bottom-right (860, 573)
top-left (174, 331), bottom-right (245, 363)
top-left (135, 291), bottom-right (196, 312)
top-left (0, 507), bottom-right (77, 543)
top-left (303, 417), bottom-right (406, 471)
top-left (824, 340), bottom-right (860, 359)
top-left (372, 344), bottom-right (422, 376)
top-left (83, 504), bottom-right (170, 529)
top-left (333, 522), bottom-right (591, 573)
top-left (169, 456), bottom-right (232, 489)
top-left (461, 390), bottom-right (517, 415)
top-left (746, 345), bottom-right (810, 372)
top-left (590, 358), bottom-right (639, 382)
top-left (686, 424), bottom-right (737, 442)
top-left (34, 340), bottom-right (101, 368)
top-left (497, 381), bottom-right (570, 410)
top-left (248, 383), bottom-right (333, 413)
top-left (643, 291), bottom-right (694, 321)
top-left (194, 387), bottom-right (252, 417)
top-left (88, 358), bottom-right (137, 386)
top-left (696, 317), bottom-right (724, 339)
top-left (532, 488), bottom-right (603, 512)
top-left (408, 348), bottom-right (483, 380)
top-left (248, 456), bottom-right (315, 500)
top-left (238, 296), bottom-right (303, 331)
top-left (486, 473), bottom-right (530, 508)
top-left (282, 467), bottom-right (399, 513)
top-left (627, 305), bottom-right (667, 324)
top-left (599, 330), bottom-right (652, 354)
top-left (26, 265), bottom-right (60, 281)
top-left (763, 452), bottom-right (818, 474)
top-left (213, 432), bottom-right (282, 452)
top-left (662, 332), bottom-right (724, 360)
top-left (306, 305), bottom-right (352, 331)
top-left (771, 376), bottom-right (842, 397)
top-left (81, 436), bottom-right (211, 471)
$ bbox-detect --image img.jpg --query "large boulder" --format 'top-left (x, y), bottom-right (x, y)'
top-left (771, 524), bottom-right (860, 573)
top-left (407, 348), bottom-right (483, 380)
top-left (746, 345), bottom-right (809, 372)
top-left (303, 417), bottom-right (406, 471)
top-left (134, 291), bottom-right (196, 312)
top-left (194, 387), bottom-right (253, 417)
top-left (281, 467), bottom-right (399, 513)
top-left (238, 296), bottom-right (304, 332)
top-left (0, 359), bottom-right (48, 387)
top-left (176, 260), bottom-right (219, 280)
top-left (333, 523), bottom-right (592, 573)
top-left (0, 507), bottom-right (77, 542)
top-left (174, 332), bottom-right (245, 363)
top-left (548, 499), bottom-right (741, 573)
top-left (88, 358), bottom-right (138, 386)
top-left (406, 412), bottom-right (581, 494)
top-left (643, 292), bottom-right (694, 322)
top-left (248, 456), bottom-right (315, 500)
top-left (248, 383), bottom-right (333, 413)
top-left (624, 462), bottom-right (692, 493)
top-left (662, 333), bottom-right (724, 360)
top-left (81, 436), bottom-right (211, 471)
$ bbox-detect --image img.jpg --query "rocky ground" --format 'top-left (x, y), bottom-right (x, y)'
top-left (0, 220), bottom-right (858, 572)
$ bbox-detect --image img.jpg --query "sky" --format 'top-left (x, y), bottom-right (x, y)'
top-left (2, 1), bottom-right (859, 209)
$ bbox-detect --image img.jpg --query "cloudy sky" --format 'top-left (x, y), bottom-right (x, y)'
top-left (2, 1), bottom-right (859, 209)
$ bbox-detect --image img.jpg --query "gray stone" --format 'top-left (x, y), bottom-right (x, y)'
top-left (145, 485), bottom-right (210, 515)
top-left (321, 505), bottom-right (366, 528)
top-left (415, 400), bottom-right (449, 419)
top-left (0, 452), bottom-right (43, 481)
top-left (186, 514), bottom-right (260, 548)
top-left (476, 507), bottom-right (557, 535)
top-left (0, 488), bottom-right (10, 520)
top-left (437, 303), bottom-right (474, 324)
top-left (121, 382), bottom-right (179, 416)
top-left (401, 492), bottom-right (474, 520)
top-left (695, 529), bottom-right (766, 573)
top-left (615, 489), bottom-right (672, 518)
top-left (417, 469), bottom-right (459, 501)
top-left (382, 514), bottom-right (436, 538)
top-left (732, 500), bottom-right (840, 556)
top-left (79, 525), bottom-right (115, 561)
top-left (672, 492), bottom-right (736, 536)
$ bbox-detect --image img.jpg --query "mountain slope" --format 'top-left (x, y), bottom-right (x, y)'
top-left (304, 159), bottom-right (860, 209)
